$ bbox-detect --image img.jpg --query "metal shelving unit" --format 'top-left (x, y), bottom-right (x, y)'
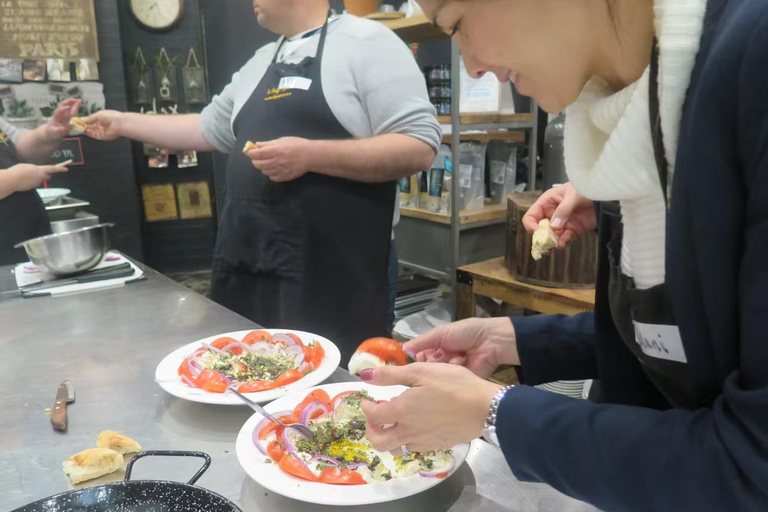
top-left (380, 15), bottom-right (540, 314)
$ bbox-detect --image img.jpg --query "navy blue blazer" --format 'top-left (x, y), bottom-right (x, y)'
top-left (497, 1), bottom-right (768, 511)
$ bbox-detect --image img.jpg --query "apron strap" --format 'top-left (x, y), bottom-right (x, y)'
top-left (270, 11), bottom-right (333, 65)
top-left (649, 38), bottom-right (669, 208)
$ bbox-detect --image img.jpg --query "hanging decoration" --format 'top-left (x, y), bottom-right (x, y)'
top-left (154, 48), bottom-right (179, 102)
top-left (182, 49), bottom-right (207, 105)
top-left (131, 49), bottom-right (153, 105)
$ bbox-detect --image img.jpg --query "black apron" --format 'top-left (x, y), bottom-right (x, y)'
top-left (211, 18), bottom-right (395, 363)
top-left (606, 42), bottom-right (698, 409)
top-left (0, 130), bottom-right (50, 266)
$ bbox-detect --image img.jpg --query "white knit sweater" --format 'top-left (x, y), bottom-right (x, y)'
top-left (564, 0), bottom-right (707, 289)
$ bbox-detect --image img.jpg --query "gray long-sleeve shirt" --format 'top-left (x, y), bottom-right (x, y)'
top-left (200, 14), bottom-right (440, 157)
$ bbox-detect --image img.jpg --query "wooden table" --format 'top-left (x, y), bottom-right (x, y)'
top-left (456, 257), bottom-right (596, 319)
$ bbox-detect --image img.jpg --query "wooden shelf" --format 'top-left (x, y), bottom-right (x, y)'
top-left (379, 14), bottom-right (446, 42)
top-left (438, 112), bottom-right (534, 126)
top-left (442, 130), bottom-right (526, 145)
top-left (400, 203), bottom-right (507, 226)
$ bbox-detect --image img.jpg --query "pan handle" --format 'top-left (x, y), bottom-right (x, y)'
top-left (124, 450), bottom-right (212, 486)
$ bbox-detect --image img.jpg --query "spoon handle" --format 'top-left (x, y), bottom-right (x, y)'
top-left (229, 388), bottom-right (280, 424)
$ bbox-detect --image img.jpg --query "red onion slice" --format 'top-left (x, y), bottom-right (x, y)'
top-left (252, 411), bottom-right (293, 456)
top-left (202, 343), bottom-right (228, 356)
top-left (299, 402), bottom-right (329, 426)
top-left (284, 344), bottom-right (305, 366)
top-left (309, 455), bottom-right (341, 466)
top-left (180, 375), bottom-right (197, 388)
top-left (272, 333), bottom-right (298, 347)
top-left (221, 341), bottom-right (250, 354)
top-left (282, 427), bottom-right (310, 458)
top-left (247, 341), bottom-right (273, 355)
top-left (185, 359), bottom-right (201, 378)
top-left (418, 453), bottom-right (455, 478)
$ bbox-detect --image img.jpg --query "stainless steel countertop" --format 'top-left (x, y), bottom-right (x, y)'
top-left (0, 261), bottom-right (600, 512)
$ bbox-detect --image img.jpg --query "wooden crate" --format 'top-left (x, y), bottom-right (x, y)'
top-left (505, 192), bottom-right (597, 289)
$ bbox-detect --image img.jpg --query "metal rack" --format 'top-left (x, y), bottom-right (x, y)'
top-left (380, 15), bottom-right (540, 313)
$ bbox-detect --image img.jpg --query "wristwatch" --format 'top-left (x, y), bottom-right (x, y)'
top-left (483, 385), bottom-right (514, 448)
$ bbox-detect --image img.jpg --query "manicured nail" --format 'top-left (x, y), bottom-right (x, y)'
top-left (551, 218), bottom-right (564, 229)
top-left (404, 347), bottom-right (416, 359)
top-left (434, 349), bottom-right (444, 360)
top-left (360, 368), bottom-right (374, 381)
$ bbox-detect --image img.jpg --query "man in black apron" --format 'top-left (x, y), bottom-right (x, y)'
top-left (83, 3), bottom-right (440, 362)
top-left (0, 100), bottom-right (80, 266)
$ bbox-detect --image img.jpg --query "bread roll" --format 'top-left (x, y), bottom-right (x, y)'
top-left (62, 448), bottom-right (123, 484)
top-left (531, 219), bottom-right (559, 261)
top-left (97, 430), bottom-right (142, 455)
top-left (69, 117), bottom-right (87, 134)
top-left (242, 141), bottom-right (258, 153)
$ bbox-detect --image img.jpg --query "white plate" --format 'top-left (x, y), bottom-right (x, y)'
top-left (155, 329), bottom-right (341, 405)
top-left (235, 382), bottom-right (471, 506)
top-left (37, 188), bottom-right (71, 204)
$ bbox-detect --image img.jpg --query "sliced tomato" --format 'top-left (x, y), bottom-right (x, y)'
top-left (238, 380), bottom-right (279, 393)
top-left (211, 337), bottom-right (238, 350)
top-left (286, 333), bottom-right (305, 347)
top-left (318, 467), bottom-right (367, 485)
top-left (309, 342), bottom-right (325, 368)
top-left (293, 390), bottom-right (332, 419)
top-left (303, 345), bottom-right (316, 365)
top-left (177, 359), bottom-right (197, 383)
top-left (436, 472), bottom-right (449, 479)
top-left (357, 338), bottom-right (407, 366)
top-left (196, 370), bottom-right (229, 393)
top-left (258, 413), bottom-right (296, 441)
top-left (242, 330), bottom-right (273, 345)
top-left (330, 390), bottom-right (357, 406)
top-left (275, 369), bottom-right (304, 387)
top-left (267, 441), bottom-right (285, 462)
top-left (279, 453), bottom-right (318, 482)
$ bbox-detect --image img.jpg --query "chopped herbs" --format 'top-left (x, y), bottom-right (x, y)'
top-left (204, 350), bottom-right (296, 382)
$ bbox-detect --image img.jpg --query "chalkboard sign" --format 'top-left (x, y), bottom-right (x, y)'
top-left (0, 0), bottom-right (99, 61)
top-left (50, 137), bottom-right (84, 166)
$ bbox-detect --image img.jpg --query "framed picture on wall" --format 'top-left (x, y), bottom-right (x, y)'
top-left (0, 59), bottom-right (23, 83)
top-left (47, 59), bottom-right (71, 82)
top-left (22, 60), bottom-right (46, 82)
top-left (75, 59), bottom-right (100, 81)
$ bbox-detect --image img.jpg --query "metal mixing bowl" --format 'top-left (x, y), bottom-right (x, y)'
top-left (14, 224), bottom-right (114, 276)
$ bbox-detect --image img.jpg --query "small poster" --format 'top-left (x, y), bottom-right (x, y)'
top-left (178, 150), bottom-right (198, 169)
top-left (0, 59), bottom-right (23, 83)
top-left (142, 184), bottom-right (178, 222)
top-left (76, 59), bottom-right (99, 81)
top-left (47, 59), bottom-right (71, 82)
top-left (22, 60), bottom-right (46, 82)
top-left (148, 147), bottom-right (170, 168)
top-left (177, 181), bottom-right (212, 220)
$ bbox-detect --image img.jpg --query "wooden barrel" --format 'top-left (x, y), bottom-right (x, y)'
top-left (505, 192), bottom-right (598, 289)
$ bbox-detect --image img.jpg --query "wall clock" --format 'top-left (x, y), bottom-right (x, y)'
top-left (130, 0), bottom-right (185, 32)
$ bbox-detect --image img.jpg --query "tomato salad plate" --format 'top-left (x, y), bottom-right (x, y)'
top-left (155, 329), bottom-right (341, 405)
top-left (235, 382), bottom-right (470, 506)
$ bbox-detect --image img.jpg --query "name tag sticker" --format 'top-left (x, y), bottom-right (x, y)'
top-left (633, 322), bottom-right (687, 364)
top-left (278, 76), bottom-right (312, 91)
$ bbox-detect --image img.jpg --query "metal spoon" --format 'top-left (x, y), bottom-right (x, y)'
top-left (228, 387), bottom-right (314, 440)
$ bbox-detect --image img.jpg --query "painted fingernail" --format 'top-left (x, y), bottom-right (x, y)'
top-left (551, 218), bottom-right (564, 229)
top-left (434, 349), bottom-right (444, 360)
top-left (360, 368), bottom-right (374, 381)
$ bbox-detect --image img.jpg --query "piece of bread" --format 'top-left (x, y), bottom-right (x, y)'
top-left (62, 448), bottom-right (123, 484)
top-left (531, 219), bottom-right (559, 261)
top-left (69, 117), bottom-right (87, 134)
top-left (242, 141), bottom-right (258, 153)
top-left (96, 430), bottom-right (142, 455)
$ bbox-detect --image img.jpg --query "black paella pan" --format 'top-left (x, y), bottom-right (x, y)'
top-left (12, 451), bottom-right (242, 512)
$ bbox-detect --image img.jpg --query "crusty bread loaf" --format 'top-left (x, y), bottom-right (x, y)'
top-left (62, 448), bottom-right (123, 484)
top-left (96, 430), bottom-right (142, 455)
